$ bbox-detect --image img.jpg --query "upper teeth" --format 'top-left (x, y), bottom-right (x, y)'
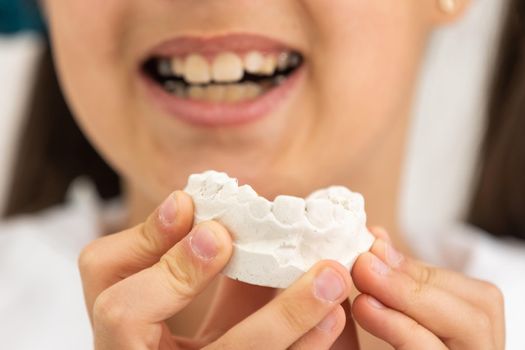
top-left (244, 51), bottom-right (265, 74)
top-left (212, 52), bottom-right (244, 83)
top-left (184, 54), bottom-right (212, 84)
top-left (172, 58), bottom-right (185, 76)
top-left (157, 51), bottom-right (301, 85)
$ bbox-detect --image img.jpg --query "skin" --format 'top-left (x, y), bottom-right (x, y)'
top-left (42, 0), bottom-right (504, 348)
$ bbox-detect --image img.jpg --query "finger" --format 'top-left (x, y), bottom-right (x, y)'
top-left (371, 238), bottom-right (496, 306)
top-left (197, 278), bottom-right (277, 340)
top-left (290, 305), bottom-right (346, 350)
top-left (352, 252), bottom-right (497, 349)
top-left (79, 191), bottom-right (194, 313)
top-left (369, 226), bottom-right (391, 242)
top-left (371, 238), bottom-right (505, 347)
top-left (352, 294), bottom-right (446, 350)
top-left (92, 221), bottom-right (232, 347)
top-left (209, 261), bottom-right (352, 350)
top-left (328, 299), bottom-right (360, 349)
top-left (324, 299), bottom-right (359, 350)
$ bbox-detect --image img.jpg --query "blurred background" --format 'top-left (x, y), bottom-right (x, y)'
top-left (1, 0), bottom-right (44, 214)
top-left (0, 0), bottom-right (44, 33)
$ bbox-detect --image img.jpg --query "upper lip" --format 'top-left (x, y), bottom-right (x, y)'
top-left (142, 33), bottom-right (302, 60)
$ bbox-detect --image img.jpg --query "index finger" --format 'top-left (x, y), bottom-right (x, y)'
top-left (79, 190), bottom-right (195, 314)
top-left (371, 238), bottom-right (505, 348)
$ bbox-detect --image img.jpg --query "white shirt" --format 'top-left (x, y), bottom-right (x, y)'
top-left (2, 0), bottom-right (524, 348)
top-left (0, 180), bottom-right (98, 350)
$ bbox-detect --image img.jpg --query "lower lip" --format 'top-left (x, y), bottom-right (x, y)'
top-left (140, 67), bottom-right (304, 127)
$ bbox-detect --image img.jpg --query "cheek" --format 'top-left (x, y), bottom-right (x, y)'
top-left (304, 1), bottom-right (428, 162)
top-left (46, 0), bottom-right (141, 178)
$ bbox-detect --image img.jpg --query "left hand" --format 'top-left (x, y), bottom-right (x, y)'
top-left (350, 228), bottom-right (506, 350)
top-left (201, 227), bottom-right (505, 350)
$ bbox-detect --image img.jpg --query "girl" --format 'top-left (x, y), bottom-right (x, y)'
top-left (2, 0), bottom-right (522, 349)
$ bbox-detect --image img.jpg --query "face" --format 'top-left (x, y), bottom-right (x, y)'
top-left (43, 1), bottom-right (450, 206)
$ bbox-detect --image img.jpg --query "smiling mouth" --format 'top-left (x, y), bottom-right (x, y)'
top-left (139, 34), bottom-right (305, 126)
top-left (142, 49), bottom-right (303, 103)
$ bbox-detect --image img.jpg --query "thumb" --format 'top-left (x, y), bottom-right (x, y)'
top-left (79, 190), bottom-right (195, 314)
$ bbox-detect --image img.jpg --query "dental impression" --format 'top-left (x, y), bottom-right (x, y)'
top-left (184, 171), bottom-right (375, 288)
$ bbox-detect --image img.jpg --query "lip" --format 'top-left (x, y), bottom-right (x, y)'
top-left (138, 33), bottom-right (305, 127)
top-left (140, 65), bottom-right (304, 127)
top-left (141, 33), bottom-right (301, 59)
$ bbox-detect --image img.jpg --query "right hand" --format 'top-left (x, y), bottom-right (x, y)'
top-left (79, 190), bottom-right (356, 349)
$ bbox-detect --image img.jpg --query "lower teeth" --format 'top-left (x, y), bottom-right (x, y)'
top-left (163, 80), bottom-right (278, 102)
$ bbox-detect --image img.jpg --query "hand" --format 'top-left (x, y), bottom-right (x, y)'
top-left (79, 191), bottom-right (355, 349)
top-left (350, 227), bottom-right (505, 349)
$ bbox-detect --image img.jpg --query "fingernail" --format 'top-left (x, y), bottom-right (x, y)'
top-left (314, 268), bottom-right (345, 302)
top-left (367, 295), bottom-right (386, 309)
top-left (385, 243), bottom-right (404, 268)
top-left (316, 311), bottom-right (338, 332)
top-left (190, 226), bottom-right (218, 261)
top-left (371, 255), bottom-right (390, 276)
top-left (159, 192), bottom-right (177, 226)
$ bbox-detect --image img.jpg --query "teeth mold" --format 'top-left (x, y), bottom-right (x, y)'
top-left (184, 171), bottom-right (375, 288)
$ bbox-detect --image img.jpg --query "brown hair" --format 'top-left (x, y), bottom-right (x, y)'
top-left (468, 0), bottom-right (525, 239)
top-left (3, 2), bottom-right (525, 241)
top-left (2, 46), bottom-right (120, 217)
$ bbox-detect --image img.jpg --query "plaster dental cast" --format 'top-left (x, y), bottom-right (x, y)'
top-left (184, 171), bottom-right (374, 288)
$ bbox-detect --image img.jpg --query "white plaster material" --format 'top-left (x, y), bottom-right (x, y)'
top-left (184, 171), bottom-right (375, 288)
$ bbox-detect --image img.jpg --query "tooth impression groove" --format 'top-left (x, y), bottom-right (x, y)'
top-left (184, 170), bottom-right (375, 288)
